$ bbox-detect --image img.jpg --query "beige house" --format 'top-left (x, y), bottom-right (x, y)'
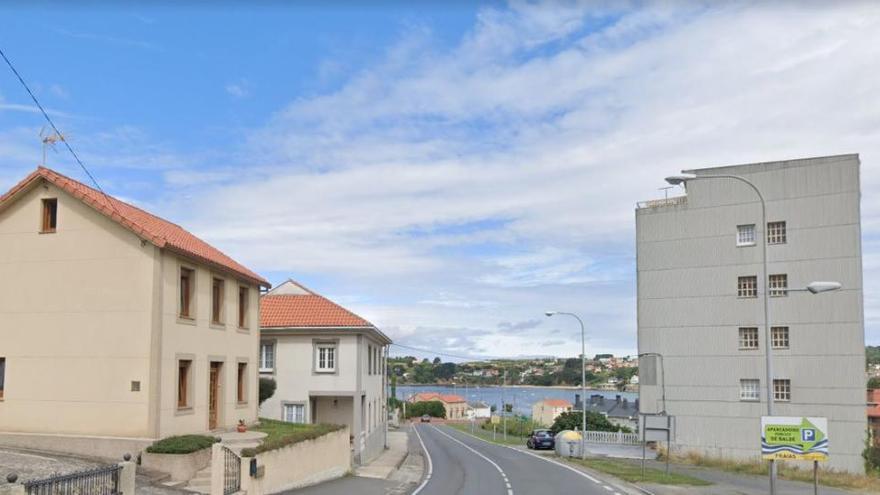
top-left (408, 392), bottom-right (468, 420)
top-left (259, 280), bottom-right (391, 465)
top-left (0, 167), bottom-right (268, 457)
top-left (532, 398), bottom-right (572, 427)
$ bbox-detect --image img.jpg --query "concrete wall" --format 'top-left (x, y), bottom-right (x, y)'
top-left (0, 182), bottom-right (155, 437)
top-left (636, 154), bottom-right (867, 472)
top-left (141, 446), bottom-right (212, 481)
top-left (237, 427), bottom-right (350, 495)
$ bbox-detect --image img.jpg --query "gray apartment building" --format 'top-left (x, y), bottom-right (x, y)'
top-left (636, 154), bottom-right (866, 473)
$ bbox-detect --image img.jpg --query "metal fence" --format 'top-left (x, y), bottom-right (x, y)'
top-left (222, 445), bottom-right (241, 495)
top-left (23, 464), bottom-right (121, 495)
top-left (584, 430), bottom-right (641, 445)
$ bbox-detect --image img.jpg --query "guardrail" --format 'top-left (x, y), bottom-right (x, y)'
top-left (584, 430), bottom-right (640, 445)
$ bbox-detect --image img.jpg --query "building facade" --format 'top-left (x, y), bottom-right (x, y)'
top-left (259, 280), bottom-right (391, 465)
top-left (408, 392), bottom-right (468, 419)
top-left (637, 154), bottom-right (866, 472)
top-left (0, 167), bottom-right (267, 457)
top-left (532, 399), bottom-right (572, 427)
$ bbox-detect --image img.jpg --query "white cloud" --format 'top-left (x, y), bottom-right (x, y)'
top-left (225, 81), bottom-right (251, 98)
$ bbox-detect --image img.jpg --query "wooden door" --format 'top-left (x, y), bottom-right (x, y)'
top-left (209, 362), bottom-right (221, 430)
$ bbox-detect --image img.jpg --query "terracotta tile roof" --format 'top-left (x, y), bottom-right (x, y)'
top-left (0, 166), bottom-right (268, 287)
top-left (260, 280), bottom-right (374, 328)
top-left (409, 392), bottom-right (466, 404)
top-left (537, 399), bottom-right (572, 408)
top-left (869, 389), bottom-right (880, 418)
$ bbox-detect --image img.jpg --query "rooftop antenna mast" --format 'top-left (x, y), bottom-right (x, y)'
top-left (40, 126), bottom-right (64, 166)
top-left (658, 186), bottom-right (673, 200)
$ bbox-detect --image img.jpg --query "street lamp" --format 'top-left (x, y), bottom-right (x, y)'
top-left (545, 310), bottom-right (587, 460)
top-left (666, 172), bottom-right (841, 495)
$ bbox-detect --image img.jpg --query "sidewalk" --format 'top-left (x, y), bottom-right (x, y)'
top-left (354, 430), bottom-right (410, 479)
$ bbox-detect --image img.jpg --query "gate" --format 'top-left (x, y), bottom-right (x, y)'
top-left (221, 445), bottom-right (241, 495)
top-left (23, 464), bottom-right (121, 495)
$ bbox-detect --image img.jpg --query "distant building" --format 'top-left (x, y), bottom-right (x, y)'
top-left (637, 155), bottom-right (867, 473)
top-left (576, 394), bottom-right (639, 431)
top-left (408, 392), bottom-right (468, 419)
top-left (468, 401), bottom-right (491, 420)
top-left (869, 389), bottom-right (880, 447)
top-left (532, 398), bottom-right (572, 427)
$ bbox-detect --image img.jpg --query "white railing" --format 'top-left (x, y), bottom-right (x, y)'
top-left (584, 430), bottom-right (640, 445)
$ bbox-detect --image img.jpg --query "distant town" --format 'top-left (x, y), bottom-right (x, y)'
top-left (389, 354), bottom-right (638, 391)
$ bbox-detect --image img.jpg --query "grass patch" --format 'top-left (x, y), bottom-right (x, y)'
top-left (567, 457), bottom-right (712, 486)
top-left (445, 422), bottom-right (525, 446)
top-left (145, 435), bottom-right (219, 454)
top-left (241, 418), bottom-right (345, 457)
top-left (675, 451), bottom-right (880, 492)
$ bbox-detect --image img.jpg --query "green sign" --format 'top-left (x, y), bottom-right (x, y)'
top-left (761, 416), bottom-right (828, 461)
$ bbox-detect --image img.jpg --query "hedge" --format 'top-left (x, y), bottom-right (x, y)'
top-left (405, 401), bottom-right (446, 419)
top-left (241, 421), bottom-right (345, 457)
top-left (145, 435), bottom-right (220, 454)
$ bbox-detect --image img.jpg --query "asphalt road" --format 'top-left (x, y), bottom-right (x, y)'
top-left (413, 424), bottom-right (627, 495)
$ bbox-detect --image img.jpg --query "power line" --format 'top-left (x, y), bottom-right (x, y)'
top-left (0, 47), bottom-right (113, 201)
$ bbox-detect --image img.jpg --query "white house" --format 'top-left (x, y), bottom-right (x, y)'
top-left (259, 280), bottom-right (392, 465)
top-left (467, 401), bottom-right (491, 420)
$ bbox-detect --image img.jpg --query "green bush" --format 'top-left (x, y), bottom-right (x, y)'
top-left (864, 445), bottom-right (880, 473)
top-left (241, 420), bottom-right (345, 457)
top-left (405, 401), bottom-right (446, 419)
top-left (146, 435), bottom-right (219, 454)
top-left (480, 416), bottom-right (542, 437)
top-left (259, 377), bottom-right (277, 405)
top-left (550, 410), bottom-right (625, 434)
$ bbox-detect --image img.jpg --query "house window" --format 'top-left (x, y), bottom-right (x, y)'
top-left (237, 362), bottom-right (247, 403)
top-left (238, 286), bottom-right (249, 328)
top-left (178, 360), bottom-right (192, 408)
top-left (211, 278), bottom-right (225, 324)
top-left (737, 224), bottom-right (756, 246)
top-left (772, 326), bottom-right (790, 349)
top-left (740, 379), bottom-right (760, 401)
top-left (738, 327), bottom-right (759, 350)
top-left (0, 357), bottom-right (5, 399)
top-left (773, 379), bottom-right (791, 401)
top-left (769, 274), bottom-right (788, 297)
top-left (738, 276), bottom-right (758, 298)
top-left (260, 342), bottom-right (275, 372)
top-left (179, 267), bottom-right (194, 318)
top-left (316, 345), bottom-right (336, 372)
top-left (283, 404), bottom-right (305, 423)
top-left (768, 221), bottom-right (786, 245)
top-left (368, 345), bottom-right (373, 375)
top-left (41, 198), bottom-right (57, 233)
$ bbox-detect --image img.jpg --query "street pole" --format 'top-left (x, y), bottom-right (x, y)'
top-left (503, 369), bottom-right (508, 442)
top-left (545, 311), bottom-right (587, 460)
top-left (668, 173), bottom-right (775, 493)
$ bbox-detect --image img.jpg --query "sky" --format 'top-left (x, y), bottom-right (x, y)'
top-left (1, 1), bottom-right (879, 360)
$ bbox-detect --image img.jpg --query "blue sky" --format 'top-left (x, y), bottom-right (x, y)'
top-left (2, 1), bottom-right (879, 359)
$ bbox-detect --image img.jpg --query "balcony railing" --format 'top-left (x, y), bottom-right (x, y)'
top-left (637, 196), bottom-right (687, 209)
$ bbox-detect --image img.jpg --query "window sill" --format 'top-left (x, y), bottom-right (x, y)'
top-left (739, 398), bottom-right (760, 402)
top-left (736, 243), bottom-right (756, 248)
top-left (210, 323), bottom-right (227, 331)
top-left (236, 401), bottom-right (249, 409)
top-left (772, 347), bottom-right (790, 351)
top-left (314, 369), bottom-right (336, 374)
top-left (259, 368), bottom-right (274, 374)
top-left (175, 407), bottom-right (194, 416)
top-left (38, 230), bottom-right (57, 235)
top-left (773, 399), bottom-right (791, 402)
top-left (737, 296), bottom-right (758, 299)
top-left (738, 347), bottom-right (759, 351)
top-left (177, 317), bottom-right (197, 326)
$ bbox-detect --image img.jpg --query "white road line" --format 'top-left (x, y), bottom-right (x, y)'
top-left (430, 425), bottom-right (514, 495)
top-left (411, 424), bottom-right (434, 495)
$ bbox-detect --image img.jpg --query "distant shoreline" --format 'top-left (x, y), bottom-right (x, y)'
top-left (396, 383), bottom-right (637, 393)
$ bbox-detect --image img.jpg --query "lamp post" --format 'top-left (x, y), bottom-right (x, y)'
top-left (665, 173), bottom-right (842, 495)
top-left (546, 311), bottom-right (587, 460)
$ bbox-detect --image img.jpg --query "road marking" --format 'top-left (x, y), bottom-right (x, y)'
top-left (430, 425), bottom-right (514, 495)
top-left (411, 425), bottom-right (434, 495)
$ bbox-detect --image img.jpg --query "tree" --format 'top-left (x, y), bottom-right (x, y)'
top-left (391, 374), bottom-right (397, 399)
top-left (869, 376), bottom-right (880, 389)
top-left (436, 362), bottom-right (457, 380)
top-left (405, 401), bottom-right (446, 419)
top-left (550, 410), bottom-right (621, 434)
top-left (433, 357), bottom-right (442, 365)
top-left (259, 377), bottom-right (277, 406)
top-left (560, 358), bottom-right (583, 385)
top-left (413, 362), bottom-right (435, 383)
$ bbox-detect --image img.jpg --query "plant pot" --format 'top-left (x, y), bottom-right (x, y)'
top-left (237, 425), bottom-right (247, 433)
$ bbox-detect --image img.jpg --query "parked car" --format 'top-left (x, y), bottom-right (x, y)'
top-left (526, 429), bottom-right (555, 450)
top-left (420, 414), bottom-right (432, 423)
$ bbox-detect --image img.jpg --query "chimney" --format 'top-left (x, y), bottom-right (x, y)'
top-left (615, 394), bottom-right (621, 403)
top-left (635, 398), bottom-right (640, 410)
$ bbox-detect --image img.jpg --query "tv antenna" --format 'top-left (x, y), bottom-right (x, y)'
top-left (658, 186), bottom-right (673, 200)
top-left (40, 127), bottom-right (65, 166)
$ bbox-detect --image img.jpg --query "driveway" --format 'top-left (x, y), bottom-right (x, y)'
top-left (0, 447), bottom-right (103, 484)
